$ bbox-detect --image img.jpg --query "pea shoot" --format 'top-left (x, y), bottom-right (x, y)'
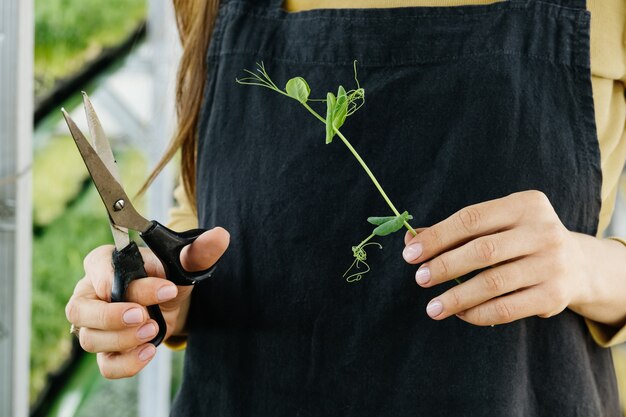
top-left (237, 62), bottom-right (418, 282)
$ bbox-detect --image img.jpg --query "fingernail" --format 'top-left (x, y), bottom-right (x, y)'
top-left (123, 308), bottom-right (144, 325)
top-left (427, 300), bottom-right (443, 318)
top-left (138, 345), bottom-right (156, 362)
top-left (415, 266), bottom-right (431, 285)
top-left (402, 243), bottom-right (423, 262)
top-left (137, 323), bottom-right (157, 339)
top-left (157, 285), bottom-right (177, 302)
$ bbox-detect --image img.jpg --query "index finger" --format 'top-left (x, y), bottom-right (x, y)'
top-left (403, 195), bottom-right (523, 264)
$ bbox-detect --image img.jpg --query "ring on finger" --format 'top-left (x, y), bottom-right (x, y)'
top-left (70, 323), bottom-right (81, 339)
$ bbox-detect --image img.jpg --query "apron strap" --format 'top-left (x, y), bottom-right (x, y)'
top-left (260, 0), bottom-right (587, 11)
top-left (535, 0), bottom-right (586, 9)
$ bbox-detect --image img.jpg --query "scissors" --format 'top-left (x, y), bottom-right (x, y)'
top-left (62, 93), bottom-right (216, 346)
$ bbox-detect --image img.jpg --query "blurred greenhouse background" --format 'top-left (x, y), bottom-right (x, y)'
top-left (34, 0), bottom-right (147, 96)
top-left (1, 0), bottom-right (626, 416)
top-left (3, 0), bottom-right (183, 416)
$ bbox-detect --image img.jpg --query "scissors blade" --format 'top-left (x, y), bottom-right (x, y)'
top-left (62, 109), bottom-right (153, 234)
top-left (82, 93), bottom-right (130, 251)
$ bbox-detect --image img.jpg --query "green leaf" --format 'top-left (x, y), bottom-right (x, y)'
top-left (333, 85), bottom-right (349, 130)
top-left (368, 212), bottom-right (413, 226)
top-left (371, 211), bottom-right (413, 236)
top-left (372, 217), bottom-right (405, 237)
top-left (325, 92), bottom-right (337, 144)
top-left (285, 77), bottom-right (311, 103)
top-left (367, 215), bottom-right (397, 226)
top-left (325, 86), bottom-right (349, 144)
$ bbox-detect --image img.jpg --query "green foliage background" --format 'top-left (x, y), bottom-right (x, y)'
top-left (33, 0), bottom-right (148, 402)
top-left (35, 0), bottom-right (146, 96)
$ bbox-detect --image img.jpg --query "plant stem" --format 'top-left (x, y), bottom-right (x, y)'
top-left (356, 233), bottom-right (376, 248)
top-left (301, 102), bottom-right (327, 124)
top-left (334, 129), bottom-right (415, 236)
top-left (301, 102), bottom-right (417, 237)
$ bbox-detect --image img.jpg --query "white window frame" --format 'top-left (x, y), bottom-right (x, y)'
top-left (0, 1), bottom-right (33, 416)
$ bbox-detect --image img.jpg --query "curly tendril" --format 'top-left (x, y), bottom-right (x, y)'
top-left (343, 241), bottom-right (383, 283)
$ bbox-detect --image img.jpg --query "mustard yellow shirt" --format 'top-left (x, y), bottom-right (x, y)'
top-left (168, 0), bottom-right (626, 348)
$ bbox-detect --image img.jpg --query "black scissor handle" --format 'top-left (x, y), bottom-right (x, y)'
top-left (111, 242), bottom-right (167, 346)
top-left (140, 221), bottom-right (218, 287)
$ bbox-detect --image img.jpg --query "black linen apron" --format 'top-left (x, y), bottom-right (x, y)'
top-left (173, 0), bottom-right (620, 415)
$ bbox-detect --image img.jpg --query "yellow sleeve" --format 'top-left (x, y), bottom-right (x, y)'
top-left (166, 182), bottom-right (198, 232)
top-left (586, 319), bottom-right (626, 348)
top-left (585, 0), bottom-right (626, 348)
top-left (163, 335), bottom-right (188, 351)
top-left (589, 0), bottom-right (626, 238)
top-left (584, 237), bottom-right (626, 348)
top-left (163, 181), bottom-right (197, 351)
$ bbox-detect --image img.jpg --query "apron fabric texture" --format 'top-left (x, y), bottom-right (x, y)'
top-left (173, 0), bottom-right (620, 415)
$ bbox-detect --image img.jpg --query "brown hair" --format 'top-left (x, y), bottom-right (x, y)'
top-left (140, 0), bottom-right (221, 207)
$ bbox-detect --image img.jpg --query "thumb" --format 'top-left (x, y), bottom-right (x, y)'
top-left (404, 227), bottom-right (426, 246)
top-left (180, 227), bottom-right (230, 272)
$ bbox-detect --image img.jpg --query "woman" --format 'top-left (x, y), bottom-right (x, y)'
top-left (66, 0), bottom-right (626, 415)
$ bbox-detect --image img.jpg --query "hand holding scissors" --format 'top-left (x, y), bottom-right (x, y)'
top-left (63, 94), bottom-right (229, 376)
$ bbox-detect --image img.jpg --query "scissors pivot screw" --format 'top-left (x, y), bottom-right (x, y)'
top-left (113, 199), bottom-right (125, 212)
